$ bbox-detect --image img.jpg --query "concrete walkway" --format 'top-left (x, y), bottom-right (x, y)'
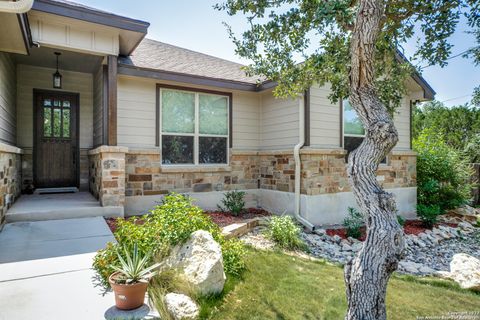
top-left (0, 217), bottom-right (158, 320)
top-left (6, 192), bottom-right (123, 222)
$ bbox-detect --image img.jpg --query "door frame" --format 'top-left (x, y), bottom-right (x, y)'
top-left (32, 89), bottom-right (81, 189)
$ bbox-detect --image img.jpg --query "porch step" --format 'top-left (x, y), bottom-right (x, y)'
top-left (5, 192), bottom-right (124, 223)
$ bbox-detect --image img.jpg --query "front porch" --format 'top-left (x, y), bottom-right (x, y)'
top-left (6, 192), bottom-right (123, 222)
top-left (0, 42), bottom-right (122, 226)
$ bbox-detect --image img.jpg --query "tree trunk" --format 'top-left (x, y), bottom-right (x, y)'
top-left (344, 0), bottom-right (406, 319)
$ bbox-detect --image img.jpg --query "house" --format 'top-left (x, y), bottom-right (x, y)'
top-left (0, 0), bottom-right (434, 229)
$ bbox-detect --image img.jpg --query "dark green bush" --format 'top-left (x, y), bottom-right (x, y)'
top-left (397, 215), bottom-right (406, 227)
top-left (93, 193), bottom-right (246, 288)
top-left (414, 129), bottom-right (473, 214)
top-left (267, 216), bottom-right (306, 250)
top-left (343, 207), bottom-right (364, 239)
top-left (416, 204), bottom-right (441, 229)
top-left (218, 190), bottom-right (246, 215)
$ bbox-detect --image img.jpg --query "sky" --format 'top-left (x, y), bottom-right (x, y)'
top-left (76, 0), bottom-right (478, 107)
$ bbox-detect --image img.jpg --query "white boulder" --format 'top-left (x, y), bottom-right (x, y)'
top-left (165, 293), bottom-right (199, 320)
top-left (442, 253), bottom-right (480, 291)
top-left (164, 230), bottom-right (226, 295)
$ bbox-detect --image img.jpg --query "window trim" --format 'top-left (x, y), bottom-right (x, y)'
top-left (341, 98), bottom-right (388, 165)
top-left (157, 84), bottom-right (232, 166)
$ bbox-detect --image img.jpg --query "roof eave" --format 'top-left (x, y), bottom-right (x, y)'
top-left (32, 0), bottom-right (150, 33)
top-left (118, 64), bottom-right (266, 92)
top-left (395, 50), bottom-right (436, 101)
top-left (17, 13), bottom-right (34, 54)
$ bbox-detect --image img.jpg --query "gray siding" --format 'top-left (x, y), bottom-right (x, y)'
top-left (393, 96), bottom-right (411, 150)
top-left (309, 84), bottom-right (341, 148)
top-left (232, 91), bottom-right (260, 150)
top-left (117, 76), bottom-right (157, 148)
top-left (260, 91), bottom-right (299, 150)
top-left (0, 52), bottom-right (16, 145)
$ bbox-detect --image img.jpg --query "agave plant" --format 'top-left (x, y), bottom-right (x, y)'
top-left (112, 244), bottom-right (161, 284)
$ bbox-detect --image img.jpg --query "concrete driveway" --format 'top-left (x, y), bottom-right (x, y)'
top-left (0, 217), bottom-right (157, 320)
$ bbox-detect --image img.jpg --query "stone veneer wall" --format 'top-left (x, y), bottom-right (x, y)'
top-left (125, 150), bottom-right (260, 196)
top-left (88, 146), bottom-right (127, 207)
top-left (21, 149), bottom-right (33, 191)
top-left (260, 149), bottom-right (416, 195)
top-left (79, 149), bottom-right (89, 191)
top-left (123, 148), bottom-right (415, 197)
top-left (0, 143), bottom-right (22, 228)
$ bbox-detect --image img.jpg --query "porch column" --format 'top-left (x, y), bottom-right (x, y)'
top-left (88, 146), bottom-right (127, 208)
top-left (105, 55), bottom-right (117, 146)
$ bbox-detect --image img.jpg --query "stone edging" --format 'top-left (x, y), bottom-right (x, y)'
top-left (0, 142), bottom-right (23, 155)
top-left (127, 149), bottom-right (161, 155)
top-left (88, 145), bottom-right (129, 155)
top-left (161, 166), bottom-right (232, 173)
top-left (233, 148), bottom-right (411, 156)
top-left (221, 217), bottom-right (269, 239)
top-left (391, 150), bottom-right (417, 156)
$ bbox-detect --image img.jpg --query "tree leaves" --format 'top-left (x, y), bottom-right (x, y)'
top-left (215, 0), bottom-right (479, 107)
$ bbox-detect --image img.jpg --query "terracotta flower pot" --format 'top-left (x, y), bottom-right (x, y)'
top-left (109, 272), bottom-right (148, 310)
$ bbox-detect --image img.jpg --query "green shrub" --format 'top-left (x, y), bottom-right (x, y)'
top-left (417, 204), bottom-right (441, 228)
top-left (343, 207), bottom-right (364, 239)
top-left (397, 215), bottom-right (406, 227)
top-left (146, 193), bottom-right (222, 245)
top-left (93, 193), bottom-right (245, 288)
top-left (221, 238), bottom-right (247, 276)
top-left (267, 216), bottom-right (305, 250)
top-left (218, 190), bottom-right (246, 215)
top-left (414, 129), bottom-right (473, 213)
top-left (93, 242), bottom-right (120, 288)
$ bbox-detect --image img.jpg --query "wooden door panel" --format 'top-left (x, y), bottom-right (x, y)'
top-left (34, 91), bottom-right (79, 188)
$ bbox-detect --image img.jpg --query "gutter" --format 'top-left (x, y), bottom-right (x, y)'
top-left (0, 0), bottom-right (33, 13)
top-left (293, 94), bottom-right (315, 231)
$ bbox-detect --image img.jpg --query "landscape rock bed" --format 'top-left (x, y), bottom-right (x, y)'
top-left (239, 226), bottom-right (275, 250)
top-left (302, 221), bottom-right (479, 276)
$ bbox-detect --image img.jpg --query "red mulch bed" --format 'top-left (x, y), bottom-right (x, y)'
top-left (326, 220), bottom-right (460, 242)
top-left (104, 208), bottom-right (271, 232)
top-left (205, 208), bottom-right (271, 227)
top-left (326, 227), bottom-right (367, 241)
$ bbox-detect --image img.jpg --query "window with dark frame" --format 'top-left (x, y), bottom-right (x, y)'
top-left (342, 98), bottom-right (387, 164)
top-left (160, 88), bottom-right (229, 165)
top-left (42, 98), bottom-right (71, 139)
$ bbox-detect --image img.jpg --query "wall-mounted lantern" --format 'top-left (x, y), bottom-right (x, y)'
top-left (52, 52), bottom-right (62, 89)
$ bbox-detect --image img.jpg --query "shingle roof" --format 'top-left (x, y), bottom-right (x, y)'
top-left (45, 0), bottom-right (114, 15)
top-left (118, 38), bottom-right (265, 85)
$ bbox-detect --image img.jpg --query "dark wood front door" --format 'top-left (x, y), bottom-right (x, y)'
top-left (34, 90), bottom-right (79, 188)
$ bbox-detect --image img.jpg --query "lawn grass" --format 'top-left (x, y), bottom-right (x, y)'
top-left (199, 249), bottom-right (480, 320)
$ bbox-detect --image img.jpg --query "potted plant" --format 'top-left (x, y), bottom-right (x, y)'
top-left (109, 244), bottom-right (160, 310)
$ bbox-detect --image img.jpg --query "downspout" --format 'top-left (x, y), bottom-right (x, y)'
top-left (0, 0), bottom-right (33, 13)
top-left (294, 94), bottom-right (315, 231)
